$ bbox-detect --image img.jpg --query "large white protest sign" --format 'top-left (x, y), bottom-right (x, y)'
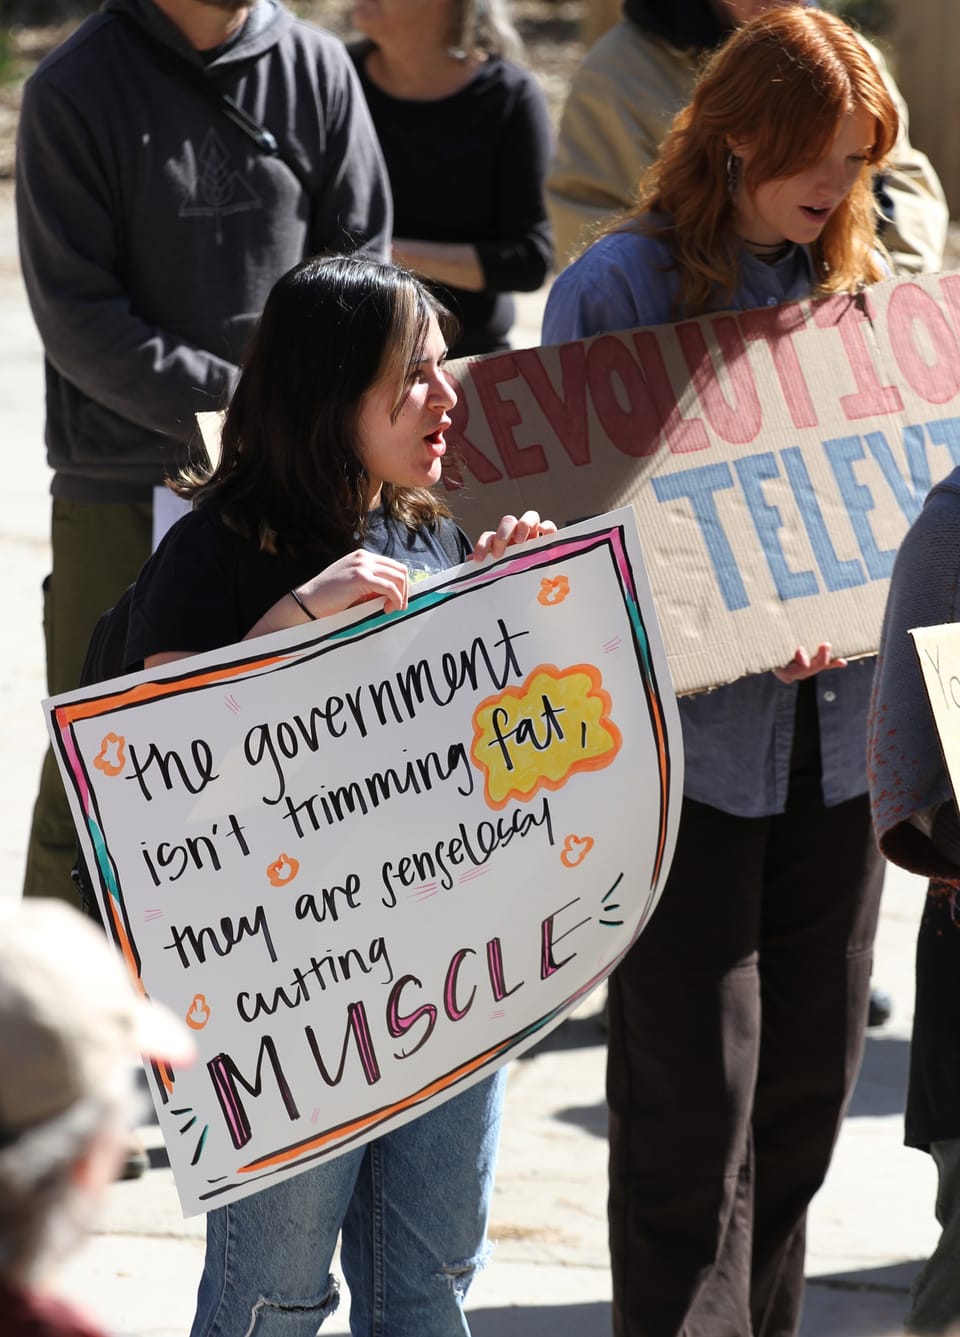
top-left (45, 511), bottom-right (682, 1216)
top-left (443, 273), bottom-right (960, 693)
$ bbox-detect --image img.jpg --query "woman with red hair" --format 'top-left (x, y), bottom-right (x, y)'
top-left (544, 9), bottom-right (899, 1335)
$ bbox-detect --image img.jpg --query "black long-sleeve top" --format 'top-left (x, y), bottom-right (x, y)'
top-left (349, 41), bottom-right (553, 357)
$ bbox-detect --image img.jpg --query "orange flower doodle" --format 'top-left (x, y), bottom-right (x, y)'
top-left (93, 731), bottom-right (126, 777)
top-left (185, 994), bottom-right (211, 1030)
top-left (538, 575), bottom-right (570, 607)
top-left (561, 834), bottom-right (594, 868)
top-left (267, 854), bottom-right (300, 887)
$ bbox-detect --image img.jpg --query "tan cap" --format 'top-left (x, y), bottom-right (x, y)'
top-left (0, 899), bottom-right (195, 1145)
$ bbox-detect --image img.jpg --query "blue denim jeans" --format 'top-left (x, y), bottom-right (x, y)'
top-left (190, 1069), bottom-right (506, 1337)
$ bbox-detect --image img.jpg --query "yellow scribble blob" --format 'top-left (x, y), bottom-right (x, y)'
top-left (471, 663), bottom-right (621, 810)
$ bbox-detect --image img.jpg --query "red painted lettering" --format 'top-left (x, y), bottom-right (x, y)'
top-left (738, 304), bottom-right (818, 429)
top-left (812, 293), bottom-right (903, 419)
top-left (586, 335), bottom-right (666, 457)
top-left (442, 372), bottom-right (505, 490)
top-left (887, 283), bottom-right (960, 405)
top-left (632, 333), bottom-right (710, 454)
top-left (938, 273), bottom-right (960, 339)
top-left (470, 354), bottom-right (546, 480)
top-left (586, 333), bottom-right (711, 457)
top-left (515, 344), bottom-right (590, 466)
top-left (675, 316), bottom-right (762, 444)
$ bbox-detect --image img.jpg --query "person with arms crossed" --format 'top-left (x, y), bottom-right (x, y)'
top-left (348, 0), bottom-right (553, 357)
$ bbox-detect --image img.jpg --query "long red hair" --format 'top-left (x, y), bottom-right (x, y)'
top-left (617, 6), bottom-right (899, 315)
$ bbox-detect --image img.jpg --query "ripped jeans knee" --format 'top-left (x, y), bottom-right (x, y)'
top-left (436, 1241), bottom-right (494, 1301)
top-left (195, 1274), bottom-right (340, 1337)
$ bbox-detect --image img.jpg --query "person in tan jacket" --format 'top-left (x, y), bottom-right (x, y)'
top-left (548, 0), bottom-right (948, 275)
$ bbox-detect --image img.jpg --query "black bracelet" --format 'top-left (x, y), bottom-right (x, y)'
top-left (289, 588), bottom-right (317, 621)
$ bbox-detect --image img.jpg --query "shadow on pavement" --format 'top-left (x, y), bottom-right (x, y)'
top-left (469, 1265), bottom-right (922, 1337)
top-left (470, 1301), bottom-right (610, 1336)
top-left (846, 1032), bottom-right (910, 1119)
top-left (547, 1028), bottom-right (914, 1142)
top-left (555, 1099), bottom-right (607, 1139)
top-left (802, 1260), bottom-right (920, 1337)
top-left (519, 1010), bottom-right (607, 1059)
top-left (809, 1259), bottom-right (919, 1294)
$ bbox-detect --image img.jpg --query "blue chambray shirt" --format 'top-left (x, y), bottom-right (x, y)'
top-left (543, 228), bottom-right (874, 818)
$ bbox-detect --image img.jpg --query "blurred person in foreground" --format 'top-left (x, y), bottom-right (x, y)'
top-left (547, 0), bottom-right (947, 277)
top-left (0, 899), bottom-right (194, 1337)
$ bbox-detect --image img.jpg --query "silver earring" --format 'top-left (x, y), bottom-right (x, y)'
top-left (726, 151), bottom-right (739, 197)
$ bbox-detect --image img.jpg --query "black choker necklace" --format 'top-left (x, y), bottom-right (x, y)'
top-left (740, 236), bottom-right (792, 264)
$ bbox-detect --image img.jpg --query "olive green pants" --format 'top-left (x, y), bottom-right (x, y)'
top-left (23, 497), bottom-right (152, 902)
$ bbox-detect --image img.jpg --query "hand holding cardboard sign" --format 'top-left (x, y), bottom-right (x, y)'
top-left (772, 642), bottom-right (848, 685)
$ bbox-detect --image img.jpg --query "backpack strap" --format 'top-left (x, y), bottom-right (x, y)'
top-left (437, 517), bottom-right (468, 568)
top-left (112, 12), bottom-right (314, 199)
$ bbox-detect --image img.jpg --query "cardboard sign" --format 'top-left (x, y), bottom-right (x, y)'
top-left (911, 622), bottom-right (960, 804)
top-left (45, 512), bottom-right (682, 1216)
top-left (444, 273), bottom-right (960, 694)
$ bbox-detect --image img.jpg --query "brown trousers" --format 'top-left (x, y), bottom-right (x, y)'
top-left (607, 775), bottom-right (884, 1337)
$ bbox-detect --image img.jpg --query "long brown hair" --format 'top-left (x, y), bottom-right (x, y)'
top-left (174, 257), bottom-right (458, 561)
top-left (617, 6), bottom-right (899, 315)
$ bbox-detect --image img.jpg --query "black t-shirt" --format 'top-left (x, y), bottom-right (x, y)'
top-left (125, 504), bottom-right (471, 665)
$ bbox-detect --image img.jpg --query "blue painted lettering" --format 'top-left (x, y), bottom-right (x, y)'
top-left (733, 452), bottom-right (818, 601)
top-left (822, 436), bottom-right (896, 580)
top-left (652, 463), bottom-right (748, 611)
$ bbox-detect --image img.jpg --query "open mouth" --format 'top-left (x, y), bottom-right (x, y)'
top-left (800, 205), bottom-right (831, 222)
top-left (425, 429), bottom-right (447, 457)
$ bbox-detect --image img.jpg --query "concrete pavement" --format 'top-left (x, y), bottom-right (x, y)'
top-left (0, 176), bottom-right (943, 1336)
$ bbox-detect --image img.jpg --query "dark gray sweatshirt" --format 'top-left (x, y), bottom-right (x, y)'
top-left (16, 0), bottom-right (392, 500)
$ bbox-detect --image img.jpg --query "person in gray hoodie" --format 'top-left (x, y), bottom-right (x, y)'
top-left (16, 0), bottom-right (392, 910)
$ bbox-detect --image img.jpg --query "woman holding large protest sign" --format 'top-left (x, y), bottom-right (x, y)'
top-left (124, 254), bottom-right (554, 1336)
top-left (543, 8), bottom-right (898, 1335)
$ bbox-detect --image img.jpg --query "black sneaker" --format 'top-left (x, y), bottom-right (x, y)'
top-left (119, 1137), bottom-right (149, 1180)
top-left (867, 987), bottom-right (893, 1029)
